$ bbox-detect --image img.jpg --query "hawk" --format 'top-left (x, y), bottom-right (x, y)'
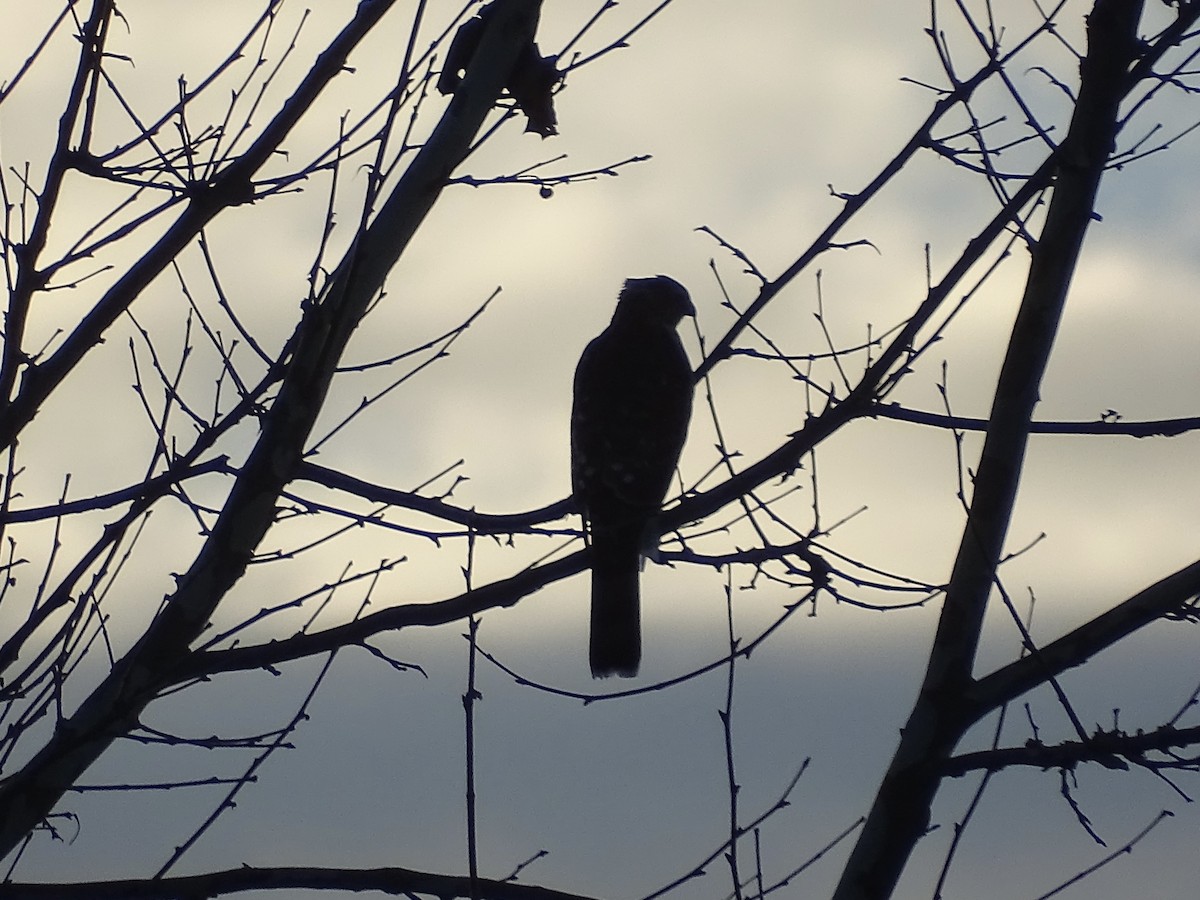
top-left (570, 276), bottom-right (695, 677)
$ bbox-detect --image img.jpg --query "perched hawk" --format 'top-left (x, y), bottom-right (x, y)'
top-left (570, 276), bottom-right (695, 677)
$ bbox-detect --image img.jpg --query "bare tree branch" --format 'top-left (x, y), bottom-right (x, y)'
top-left (833, 3), bottom-right (1155, 896)
top-left (0, 864), bottom-right (597, 900)
top-left (0, 0), bottom-right (544, 857)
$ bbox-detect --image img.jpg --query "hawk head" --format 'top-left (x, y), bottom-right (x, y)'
top-left (612, 275), bottom-right (695, 328)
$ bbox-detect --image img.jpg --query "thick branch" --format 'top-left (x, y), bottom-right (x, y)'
top-left (833, 3), bottom-right (1146, 898)
top-left (0, 0), bottom-right (542, 858)
top-left (970, 557), bottom-right (1200, 713)
top-left (0, 864), bottom-right (595, 900)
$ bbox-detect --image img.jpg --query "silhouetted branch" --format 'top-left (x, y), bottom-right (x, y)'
top-left (943, 722), bottom-right (1200, 777)
top-left (0, 0), bottom-right (544, 858)
top-left (0, 0), bottom-right (404, 451)
top-left (970, 558), bottom-right (1200, 715)
top-left (0, 865), bottom-right (598, 900)
top-left (834, 4), bottom-right (1153, 896)
top-left (874, 403), bottom-right (1200, 437)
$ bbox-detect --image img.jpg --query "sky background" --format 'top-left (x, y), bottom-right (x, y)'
top-left (2, 1), bottom-right (1200, 898)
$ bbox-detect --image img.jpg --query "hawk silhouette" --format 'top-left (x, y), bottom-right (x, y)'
top-left (570, 276), bottom-right (695, 677)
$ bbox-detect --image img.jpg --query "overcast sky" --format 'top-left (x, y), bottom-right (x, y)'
top-left (3, 2), bottom-right (1200, 898)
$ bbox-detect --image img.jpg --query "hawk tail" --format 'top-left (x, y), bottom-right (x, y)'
top-left (589, 531), bottom-right (641, 678)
